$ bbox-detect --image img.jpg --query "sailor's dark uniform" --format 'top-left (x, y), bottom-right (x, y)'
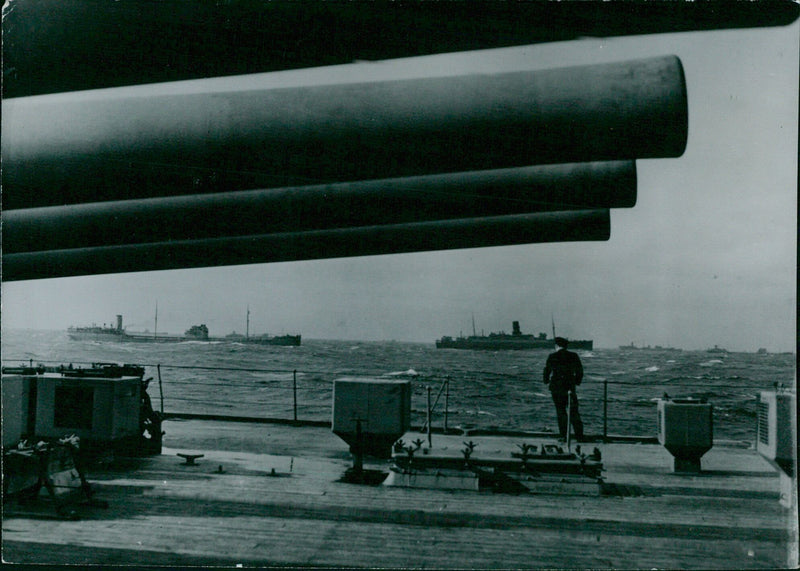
top-left (543, 347), bottom-right (584, 440)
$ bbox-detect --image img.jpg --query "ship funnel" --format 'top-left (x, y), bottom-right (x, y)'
top-left (116, 315), bottom-right (123, 332)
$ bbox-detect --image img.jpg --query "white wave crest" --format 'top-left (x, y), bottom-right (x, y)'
top-left (386, 368), bottom-right (419, 377)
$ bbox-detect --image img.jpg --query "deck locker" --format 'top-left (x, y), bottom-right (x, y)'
top-left (332, 377), bottom-right (411, 457)
top-left (33, 374), bottom-right (141, 443)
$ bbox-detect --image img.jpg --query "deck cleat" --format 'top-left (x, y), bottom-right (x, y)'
top-left (177, 453), bottom-right (204, 466)
top-left (516, 443), bottom-right (536, 457)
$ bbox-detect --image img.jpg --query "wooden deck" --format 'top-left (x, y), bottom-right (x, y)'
top-left (3, 419), bottom-right (797, 568)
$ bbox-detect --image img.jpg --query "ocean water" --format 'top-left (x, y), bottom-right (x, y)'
top-left (2, 329), bottom-right (795, 442)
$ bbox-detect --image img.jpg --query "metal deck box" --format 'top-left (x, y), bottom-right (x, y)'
top-left (332, 377), bottom-right (411, 457)
top-left (2, 375), bottom-right (34, 447)
top-left (657, 397), bottom-right (713, 472)
top-left (33, 374), bottom-right (141, 443)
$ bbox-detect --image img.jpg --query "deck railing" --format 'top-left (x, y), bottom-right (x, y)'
top-left (2, 358), bottom-right (776, 443)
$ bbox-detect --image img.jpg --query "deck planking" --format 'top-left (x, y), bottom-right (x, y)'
top-left (2, 420), bottom-right (796, 568)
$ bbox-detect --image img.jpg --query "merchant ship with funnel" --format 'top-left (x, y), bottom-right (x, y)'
top-left (436, 319), bottom-right (593, 351)
top-left (68, 314), bottom-right (209, 343)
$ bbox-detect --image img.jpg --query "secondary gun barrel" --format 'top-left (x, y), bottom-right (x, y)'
top-left (4, 161), bottom-right (634, 254)
top-left (2, 56), bottom-right (685, 209)
top-left (2, 210), bottom-right (610, 281)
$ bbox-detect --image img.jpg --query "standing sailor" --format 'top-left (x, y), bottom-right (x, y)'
top-left (543, 337), bottom-right (585, 442)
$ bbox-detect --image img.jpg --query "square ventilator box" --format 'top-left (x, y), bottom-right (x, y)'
top-left (757, 390), bottom-right (795, 471)
top-left (657, 398), bottom-right (713, 471)
top-left (332, 378), bottom-right (411, 457)
top-left (657, 398), bottom-right (713, 448)
top-left (2, 375), bottom-right (34, 447)
top-left (34, 374), bottom-right (141, 442)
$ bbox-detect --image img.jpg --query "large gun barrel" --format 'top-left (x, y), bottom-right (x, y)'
top-left (3, 210), bottom-right (610, 281)
top-left (2, 55), bottom-right (685, 280)
top-left (4, 161), bottom-right (633, 254)
top-left (4, 1), bottom-right (797, 100)
top-left (2, 56), bottom-right (685, 209)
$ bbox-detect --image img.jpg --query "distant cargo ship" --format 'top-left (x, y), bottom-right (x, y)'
top-left (68, 315), bottom-right (209, 343)
top-left (222, 307), bottom-right (301, 346)
top-left (706, 345), bottom-right (729, 354)
top-left (67, 315), bottom-right (128, 342)
top-left (68, 315), bottom-right (300, 345)
top-left (618, 342), bottom-right (682, 352)
top-left (224, 332), bottom-right (302, 346)
top-left (436, 320), bottom-right (593, 351)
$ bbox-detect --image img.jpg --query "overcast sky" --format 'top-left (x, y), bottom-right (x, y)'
top-left (2, 21), bottom-right (797, 352)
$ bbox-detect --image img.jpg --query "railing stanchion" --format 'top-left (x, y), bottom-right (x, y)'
top-left (157, 364), bottom-right (164, 415)
top-left (293, 369), bottom-right (298, 423)
top-left (444, 378), bottom-right (449, 433)
top-left (603, 379), bottom-right (608, 442)
top-left (427, 385), bottom-right (432, 447)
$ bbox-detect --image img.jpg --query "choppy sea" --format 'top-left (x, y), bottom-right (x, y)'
top-left (2, 329), bottom-right (795, 443)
